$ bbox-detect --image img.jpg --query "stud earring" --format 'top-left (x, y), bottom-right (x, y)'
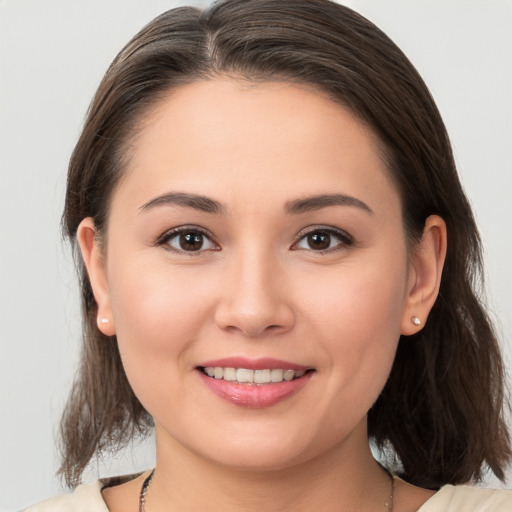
top-left (411, 316), bottom-right (421, 326)
top-left (97, 315), bottom-right (109, 326)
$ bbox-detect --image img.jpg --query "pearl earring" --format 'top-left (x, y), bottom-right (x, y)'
top-left (101, 318), bottom-right (109, 324)
top-left (411, 316), bottom-right (421, 326)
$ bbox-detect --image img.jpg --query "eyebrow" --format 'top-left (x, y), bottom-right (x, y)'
top-left (139, 191), bottom-right (373, 216)
top-left (139, 192), bottom-right (226, 214)
top-left (285, 194), bottom-right (374, 215)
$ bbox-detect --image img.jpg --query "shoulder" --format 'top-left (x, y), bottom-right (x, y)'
top-left (418, 484), bottom-right (512, 511)
top-left (22, 481), bottom-right (108, 512)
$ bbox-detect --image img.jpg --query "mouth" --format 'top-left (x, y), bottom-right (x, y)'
top-left (199, 366), bottom-right (310, 384)
top-left (196, 359), bottom-right (315, 408)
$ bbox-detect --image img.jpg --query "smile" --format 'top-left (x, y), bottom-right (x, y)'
top-left (196, 359), bottom-right (314, 408)
top-left (201, 367), bottom-right (307, 384)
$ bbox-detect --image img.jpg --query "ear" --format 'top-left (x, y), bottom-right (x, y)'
top-left (76, 218), bottom-right (116, 336)
top-left (401, 215), bottom-right (447, 335)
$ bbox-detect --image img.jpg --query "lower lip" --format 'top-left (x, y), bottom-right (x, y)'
top-left (197, 370), bottom-right (313, 409)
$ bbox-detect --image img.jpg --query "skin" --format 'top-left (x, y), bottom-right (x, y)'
top-left (78, 79), bottom-right (446, 511)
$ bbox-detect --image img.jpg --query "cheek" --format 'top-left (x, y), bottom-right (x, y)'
top-left (107, 259), bottom-right (218, 387)
top-left (300, 253), bottom-right (407, 337)
top-left (298, 254), bottom-right (407, 400)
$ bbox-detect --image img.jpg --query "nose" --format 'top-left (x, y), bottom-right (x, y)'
top-left (214, 249), bottom-right (295, 337)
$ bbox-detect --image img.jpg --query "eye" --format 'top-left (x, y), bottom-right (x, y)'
top-left (293, 228), bottom-right (353, 252)
top-left (159, 228), bottom-right (218, 253)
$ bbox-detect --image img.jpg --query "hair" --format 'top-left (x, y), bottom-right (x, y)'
top-left (60, 0), bottom-right (510, 489)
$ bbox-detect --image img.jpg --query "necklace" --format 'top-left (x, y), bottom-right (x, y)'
top-left (139, 469), bottom-right (154, 512)
top-left (139, 468), bottom-right (394, 512)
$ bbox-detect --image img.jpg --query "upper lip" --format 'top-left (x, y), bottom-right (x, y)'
top-left (197, 357), bottom-right (311, 371)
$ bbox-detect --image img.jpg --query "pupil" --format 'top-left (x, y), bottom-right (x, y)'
top-left (180, 232), bottom-right (203, 251)
top-left (308, 232), bottom-right (330, 250)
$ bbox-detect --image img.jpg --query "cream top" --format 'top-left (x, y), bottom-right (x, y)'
top-left (24, 479), bottom-right (512, 511)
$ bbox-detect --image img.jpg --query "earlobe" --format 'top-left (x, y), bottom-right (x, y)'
top-left (76, 218), bottom-right (116, 336)
top-left (401, 215), bottom-right (447, 335)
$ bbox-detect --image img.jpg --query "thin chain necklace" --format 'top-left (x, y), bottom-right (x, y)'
top-left (139, 468), bottom-right (394, 512)
top-left (139, 469), bottom-right (154, 512)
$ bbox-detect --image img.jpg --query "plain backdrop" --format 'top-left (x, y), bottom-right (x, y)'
top-left (1, 1), bottom-right (511, 510)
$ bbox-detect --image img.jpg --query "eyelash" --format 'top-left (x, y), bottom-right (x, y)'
top-left (155, 226), bottom-right (354, 254)
top-left (156, 226), bottom-right (219, 255)
top-left (292, 226), bottom-right (354, 254)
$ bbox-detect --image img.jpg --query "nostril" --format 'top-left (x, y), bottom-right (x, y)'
top-left (214, 304), bottom-right (295, 338)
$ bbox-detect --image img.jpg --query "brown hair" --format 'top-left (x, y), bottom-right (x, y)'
top-left (60, 0), bottom-right (510, 489)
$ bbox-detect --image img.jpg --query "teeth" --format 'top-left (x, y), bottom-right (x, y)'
top-left (271, 369), bottom-right (284, 382)
top-left (254, 369), bottom-right (271, 384)
top-left (283, 369), bottom-right (295, 381)
top-left (202, 367), bottom-right (307, 384)
top-left (223, 367), bottom-right (237, 381)
top-left (236, 368), bottom-right (254, 383)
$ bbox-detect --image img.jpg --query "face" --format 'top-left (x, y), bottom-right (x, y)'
top-left (82, 79), bottom-right (426, 471)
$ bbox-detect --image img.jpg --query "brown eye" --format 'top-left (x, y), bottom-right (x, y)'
top-left (179, 232), bottom-right (204, 251)
top-left (294, 228), bottom-right (353, 252)
top-left (165, 229), bottom-right (216, 252)
top-left (307, 232), bottom-right (331, 250)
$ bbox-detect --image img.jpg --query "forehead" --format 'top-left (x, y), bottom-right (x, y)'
top-left (114, 79), bottom-right (399, 216)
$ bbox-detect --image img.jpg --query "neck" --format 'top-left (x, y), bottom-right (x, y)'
top-left (146, 426), bottom-right (391, 512)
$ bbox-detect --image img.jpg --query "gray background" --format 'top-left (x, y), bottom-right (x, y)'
top-left (1, 1), bottom-right (511, 510)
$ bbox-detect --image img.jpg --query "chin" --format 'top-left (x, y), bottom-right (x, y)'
top-left (202, 444), bottom-right (310, 473)
top-left (181, 419), bottom-right (343, 473)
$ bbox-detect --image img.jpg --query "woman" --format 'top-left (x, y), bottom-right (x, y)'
top-left (24, 0), bottom-right (512, 510)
